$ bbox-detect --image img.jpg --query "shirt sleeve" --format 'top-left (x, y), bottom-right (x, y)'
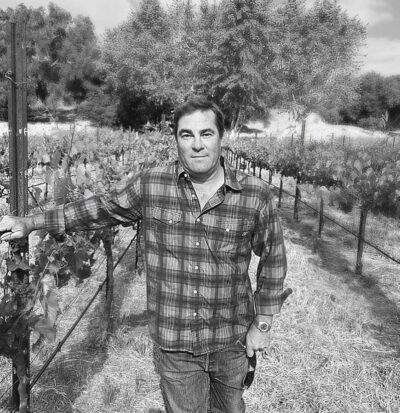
top-left (251, 190), bottom-right (289, 315)
top-left (43, 172), bottom-right (143, 233)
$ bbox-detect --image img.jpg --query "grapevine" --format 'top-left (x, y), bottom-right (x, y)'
top-left (0, 126), bottom-right (176, 410)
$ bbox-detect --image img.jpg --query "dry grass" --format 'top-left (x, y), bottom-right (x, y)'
top-left (1, 184), bottom-right (400, 412)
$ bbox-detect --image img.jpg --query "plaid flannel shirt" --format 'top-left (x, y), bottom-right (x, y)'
top-left (44, 158), bottom-right (288, 355)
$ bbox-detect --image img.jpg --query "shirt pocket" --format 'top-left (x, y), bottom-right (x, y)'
top-left (211, 218), bottom-right (253, 254)
top-left (151, 206), bottom-right (182, 246)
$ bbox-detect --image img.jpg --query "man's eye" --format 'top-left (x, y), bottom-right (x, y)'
top-left (202, 132), bottom-right (213, 137)
top-left (180, 134), bottom-right (192, 140)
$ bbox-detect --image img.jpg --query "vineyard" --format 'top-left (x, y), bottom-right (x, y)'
top-left (0, 123), bottom-right (176, 412)
top-left (0, 5), bottom-right (399, 412)
top-left (0, 119), bottom-right (398, 411)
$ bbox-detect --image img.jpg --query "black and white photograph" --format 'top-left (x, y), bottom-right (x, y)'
top-left (0, 0), bottom-right (399, 412)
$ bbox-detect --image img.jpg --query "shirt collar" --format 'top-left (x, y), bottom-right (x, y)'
top-left (175, 156), bottom-right (242, 191)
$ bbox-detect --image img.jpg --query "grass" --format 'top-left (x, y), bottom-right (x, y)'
top-left (0, 174), bottom-right (400, 412)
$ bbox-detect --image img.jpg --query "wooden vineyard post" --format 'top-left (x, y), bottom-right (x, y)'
top-left (161, 113), bottom-right (167, 134)
top-left (293, 174), bottom-right (301, 222)
top-left (7, 20), bottom-right (30, 413)
top-left (300, 119), bottom-right (306, 146)
top-left (355, 208), bottom-right (368, 275)
top-left (135, 220), bottom-right (142, 271)
top-left (278, 176), bottom-right (283, 208)
top-left (252, 162), bottom-right (256, 176)
top-left (102, 228), bottom-right (114, 335)
top-left (235, 154), bottom-right (239, 170)
top-left (318, 198), bottom-right (324, 237)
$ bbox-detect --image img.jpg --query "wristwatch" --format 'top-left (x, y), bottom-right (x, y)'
top-left (252, 319), bottom-right (272, 333)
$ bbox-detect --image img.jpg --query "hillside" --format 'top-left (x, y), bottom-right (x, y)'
top-left (245, 110), bottom-right (391, 143)
top-left (0, 114), bottom-right (394, 145)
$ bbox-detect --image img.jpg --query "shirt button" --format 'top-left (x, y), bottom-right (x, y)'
top-left (194, 265), bottom-right (199, 270)
top-left (192, 193), bottom-right (196, 198)
top-left (225, 228), bottom-right (230, 232)
top-left (193, 312), bottom-right (197, 317)
top-left (168, 219), bottom-right (173, 224)
top-left (196, 218), bottom-right (201, 223)
top-left (195, 242), bottom-right (200, 246)
top-left (194, 290), bottom-right (198, 294)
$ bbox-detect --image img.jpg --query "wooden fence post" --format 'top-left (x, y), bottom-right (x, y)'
top-left (293, 174), bottom-right (301, 221)
top-left (278, 176), bottom-right (283, 208)
top-left (318, 198), bottom-right (324, 237)
top-left (355, 208), bottom-right (368, 275)
top-left (7, 19), bottom-right (30, 413)
top-left (300, 119), bottom-right (306, 146)
top-left (135, 220), bottom-right (142, 271)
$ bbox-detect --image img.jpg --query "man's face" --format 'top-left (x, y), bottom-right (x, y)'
top-left (176, 109), bottom-right (222, 180)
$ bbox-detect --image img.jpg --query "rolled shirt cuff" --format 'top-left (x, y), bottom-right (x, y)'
top-left (43, 205), bottom-right (66, 234)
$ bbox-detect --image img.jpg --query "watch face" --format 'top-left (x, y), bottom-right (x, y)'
top-left (259, 322), bottom-right (270, 332)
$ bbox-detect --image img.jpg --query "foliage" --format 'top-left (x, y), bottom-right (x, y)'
top-left (97, 0), bottom-right (367, 129)
top-left (271, 0), bottom-right (366, 120)
top-left (0, 3), bottom-right (103, 121)
top-left (198, 0), bottom-right (278, 130)
top-left (0, 126), bottom-right (176, 408)
top-left (227, 137), bottom-right (400, 216)
top-left (340, 73), bottom-right (400, 129)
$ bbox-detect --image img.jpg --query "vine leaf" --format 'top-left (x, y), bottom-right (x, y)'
top-left (33, 317), bottom-right (57, 342)
top-left (6, 257), bottom-right (30, 272)
top-left (39, 278), bottom-right (59, 326)
top-left (0, 294), bottom-right (18, 316)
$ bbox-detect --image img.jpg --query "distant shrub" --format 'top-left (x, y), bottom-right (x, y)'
top-left (358, 116), bottom-right (384, 130)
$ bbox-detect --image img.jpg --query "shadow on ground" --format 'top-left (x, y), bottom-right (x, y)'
top-left (278, 202), bottom-right (400, 358)
top-left (26, 229), bottom-right (161, 412)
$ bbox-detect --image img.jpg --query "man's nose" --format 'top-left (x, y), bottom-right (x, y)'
top-left (192, 135), bottom-right (204, 151)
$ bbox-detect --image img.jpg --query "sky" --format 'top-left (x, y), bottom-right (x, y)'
top-left (2, 0), bottom-right (400, 76)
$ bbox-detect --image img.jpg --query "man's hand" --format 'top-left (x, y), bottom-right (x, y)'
top-left (245, 315), bottom-right (273, 358)
top-left (0, 215), bottom-right (35, 241)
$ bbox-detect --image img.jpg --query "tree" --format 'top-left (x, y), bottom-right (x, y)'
top-left (271, 0), bottom-right (366, 121)
top-left (0, 3), bottom-right (102, 121)
top-left (59, 15), bottom-right (102, 104)
top-left (198, 0), bottom-right (279, 131)
top-left (100, 0), bottom-right (176, 128)
top-left (340, 72), bottom-right (400, 129)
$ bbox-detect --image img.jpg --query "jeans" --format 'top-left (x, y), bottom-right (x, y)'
top-left (157, 339), bottom-right (250, 413)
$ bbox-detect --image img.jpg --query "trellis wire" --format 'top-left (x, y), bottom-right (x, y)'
top-left (226, 149), bottom-right (400, 267)
top-left (0, 230), bottom-right (138, 404)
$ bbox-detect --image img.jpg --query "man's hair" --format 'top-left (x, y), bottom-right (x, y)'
top-left (173, 97), bottom-right (225, 138)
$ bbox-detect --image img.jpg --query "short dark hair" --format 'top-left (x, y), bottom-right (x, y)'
top-left (173, 97), bottom-right (225, 138)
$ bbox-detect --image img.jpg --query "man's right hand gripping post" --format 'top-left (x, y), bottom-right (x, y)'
top-left (0, 215), bottom-right (41, 242)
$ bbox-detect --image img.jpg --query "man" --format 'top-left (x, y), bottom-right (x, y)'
top-left (0, 97), bottom-right (289, 412)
